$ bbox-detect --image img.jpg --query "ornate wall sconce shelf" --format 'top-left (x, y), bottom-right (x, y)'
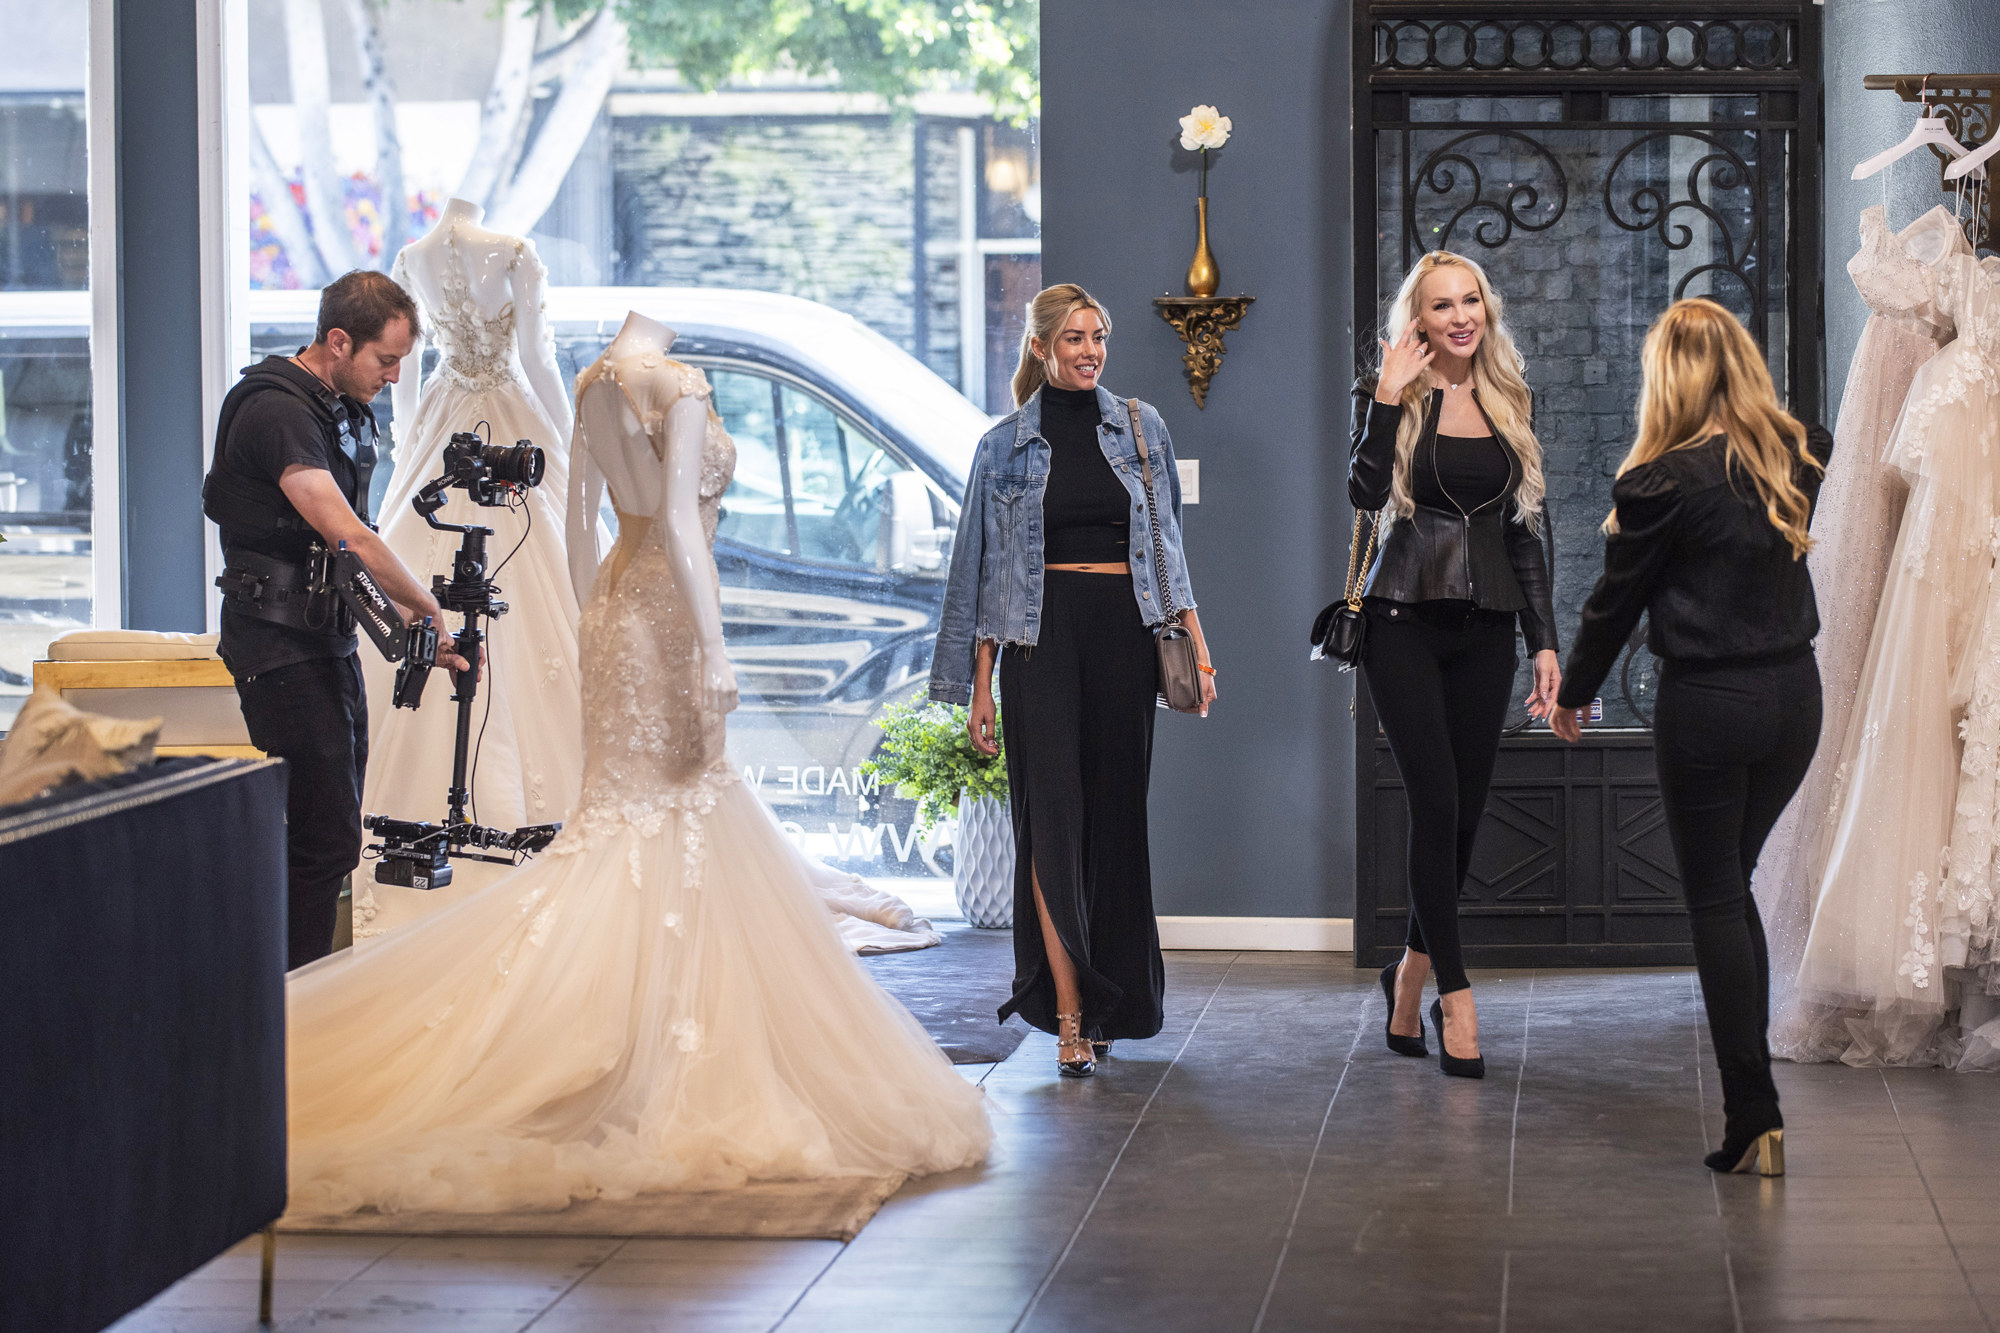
top-left (1153, 295), bottom-right (1255, 410)
top-left (1863, 73), bottom-right (2000, 253)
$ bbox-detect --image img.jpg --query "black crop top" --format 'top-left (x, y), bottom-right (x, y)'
top-left (1039, 384), bottom-right (1131, 563)
top-left (1414, 433), bottom-right (1510, 514)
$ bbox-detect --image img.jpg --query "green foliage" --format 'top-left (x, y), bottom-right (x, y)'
top-left (549, 0), bottom-right (1040, 122)
top-left (860, 699), bottom-right (1007, 830)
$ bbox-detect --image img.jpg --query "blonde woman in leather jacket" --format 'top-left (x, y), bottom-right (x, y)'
top-left (1351, 250), bottom-right (1561, 1078)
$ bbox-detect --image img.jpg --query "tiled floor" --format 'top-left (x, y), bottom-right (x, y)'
top-left (112, 952), bottom-right (2000, 1332)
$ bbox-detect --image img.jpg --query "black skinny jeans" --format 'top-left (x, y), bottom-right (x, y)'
top-left (235, 653), bottom-right (369, 970)
top-left (1653, 652), bottom-right (1821, 1123)
top-left (1361, 600), bottom-right (1517, 995)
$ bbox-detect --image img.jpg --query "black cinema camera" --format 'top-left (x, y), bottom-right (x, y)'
top-left (338, 427), bottom-right (562, 889)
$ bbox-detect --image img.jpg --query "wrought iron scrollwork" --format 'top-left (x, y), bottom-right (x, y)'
top-left (1407, 130), bottom-right (1569, 256)
top-left (1603, 129), bottom-right (1767, 336)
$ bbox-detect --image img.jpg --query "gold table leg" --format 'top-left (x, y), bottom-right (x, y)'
top-left (259, 1226), bottom-right (276, 1325)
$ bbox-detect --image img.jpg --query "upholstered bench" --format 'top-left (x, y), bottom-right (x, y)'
top-left (32, 630), bottom-right (259, 758)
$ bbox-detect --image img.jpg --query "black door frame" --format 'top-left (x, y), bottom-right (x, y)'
top-left (1349, 1), bottom-right (1824, 969)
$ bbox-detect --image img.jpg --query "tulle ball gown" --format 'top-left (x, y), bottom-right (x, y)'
top-left (284, 346), bottom-right (989, 1220)
top-left (1756, 205), bottom-right (1969, 1058)
top-left (1788, 240), bottom-right (2000, 1067)
top-left (361, 219), bottom-right (584, 861)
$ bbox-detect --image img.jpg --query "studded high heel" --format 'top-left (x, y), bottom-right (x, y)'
top-left (1056, 1011), bottom-right (1096, 1078)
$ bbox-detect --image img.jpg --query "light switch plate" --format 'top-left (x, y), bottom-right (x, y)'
top-left (1176, 459), bottom-right (1199, 504)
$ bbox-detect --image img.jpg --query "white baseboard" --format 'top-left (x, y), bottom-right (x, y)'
top-left (1157, 916), bottom-right (1354, 952)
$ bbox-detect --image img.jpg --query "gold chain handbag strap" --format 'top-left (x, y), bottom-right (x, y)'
top-left (1343, 510), bottom-right (1379, 611)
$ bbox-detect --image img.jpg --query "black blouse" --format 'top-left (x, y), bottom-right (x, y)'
top-left (1039, 385), bottom-right (1131, 564)
top-left (1557, 425), bottom-right (1835, 710)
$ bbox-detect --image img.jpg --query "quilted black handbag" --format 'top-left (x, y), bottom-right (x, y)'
top-left (1310, 510), bottom-right (1379, 671)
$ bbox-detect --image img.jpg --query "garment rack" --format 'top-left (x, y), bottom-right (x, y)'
top-left (1862, 73), bottom-right (2000, 253)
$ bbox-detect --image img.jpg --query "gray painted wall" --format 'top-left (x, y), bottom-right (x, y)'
top-left (115, 0), bottom-right (208, 631)
top-left (1823, 0), bottom-right (2000, 408)
top-left (1042, 1), bottom-right (1357, 918)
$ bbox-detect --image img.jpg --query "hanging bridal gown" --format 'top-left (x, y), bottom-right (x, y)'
top-left (283, 335), bottom-right (990, 1220)
top-left (1790, 246), bottom-right (2000, 1067)
top-left (1758, 205), bottom-right (1970, 1059)
top-left (360, 205), bottom-right (584, 912)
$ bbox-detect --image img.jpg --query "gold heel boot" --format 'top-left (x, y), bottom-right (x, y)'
top-left (1056, 1011), bottom-right (1096, 1078)
top-left (1707, 1124), bottom-right (1784, 1177)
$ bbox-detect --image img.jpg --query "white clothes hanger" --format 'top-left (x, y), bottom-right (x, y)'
top-left (1944, 128), bottom-right (2000, 181)
top-left (1853, 76), bottom-right (1982, 181)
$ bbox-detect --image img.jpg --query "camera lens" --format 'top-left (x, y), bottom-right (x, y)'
top-left (483, 442), bottom-right (544, 488)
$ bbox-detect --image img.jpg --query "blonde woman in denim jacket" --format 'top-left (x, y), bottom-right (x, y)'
top-left (929, 284), bottom-right (1213, 1078)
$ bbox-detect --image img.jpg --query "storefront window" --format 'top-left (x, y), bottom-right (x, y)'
top-left (0, 0), bottom-right (90, 729)
top-left (242, 1), bottom-right (1038, 902)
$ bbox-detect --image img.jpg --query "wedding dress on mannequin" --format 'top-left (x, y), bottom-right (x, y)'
top-left (1790, 245), bottom-right (2000, 1067)
top-left (1758, 205), bottom-right (1970, 1059)
top-left (357, 200), bottom-right (583, 935)
top-left (284, 318), bottom-right (989, 1219)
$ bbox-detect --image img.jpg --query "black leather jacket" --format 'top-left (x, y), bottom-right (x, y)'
top-left (1347, 380), bottom-right (1559, 654)
top-left (1557, 425), bottom-right (1834, 710)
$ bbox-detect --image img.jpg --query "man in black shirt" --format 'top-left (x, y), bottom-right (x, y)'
top-left (206, 270), bottom-right (467, 968)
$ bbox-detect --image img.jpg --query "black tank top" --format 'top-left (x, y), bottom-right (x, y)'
top-left (1038, 385), bottom-right (1131, 563)
top-left (1414, 433), bottom-right (1510, 515)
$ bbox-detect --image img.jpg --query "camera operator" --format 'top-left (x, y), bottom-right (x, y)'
top-left (204, 270), bottom-right (469, 969)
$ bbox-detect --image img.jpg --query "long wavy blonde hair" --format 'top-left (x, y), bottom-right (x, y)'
top-left (1012, 283), bottom-right (1114, 408)
top-left (1380, 251), bottom-right (1545, 532)
top-left (1611, 298), bottom-right (1820, 557)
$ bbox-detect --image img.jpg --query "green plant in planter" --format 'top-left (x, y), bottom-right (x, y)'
top-left (860, 700), bottom-right (1007, 831)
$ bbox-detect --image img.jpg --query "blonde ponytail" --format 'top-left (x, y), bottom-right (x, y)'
top-left (1013, 283), bottom-right (1114, 408)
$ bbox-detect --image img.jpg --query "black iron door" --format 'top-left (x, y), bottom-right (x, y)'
top-left (1351, 2), bottom-right (1823, 967)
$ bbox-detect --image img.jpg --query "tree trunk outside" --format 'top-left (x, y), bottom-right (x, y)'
top-left (281, 0), bottom-right (360, 275)
top-left (455, 0), bottom-right (540, 210)
top-left (487, 7), bottom-right (625, 236)
top-left (342, 0), bottom-right (406, 267)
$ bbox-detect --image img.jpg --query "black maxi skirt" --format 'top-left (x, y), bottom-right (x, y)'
top-left (997, 569), bottom-right (1165, 1041)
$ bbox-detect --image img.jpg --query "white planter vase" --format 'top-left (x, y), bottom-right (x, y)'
top-left (953, 792), bottom-right (1015, 929)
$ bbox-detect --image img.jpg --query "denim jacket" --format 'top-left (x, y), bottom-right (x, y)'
top-left (928, 386), bottom-right (1197, 705)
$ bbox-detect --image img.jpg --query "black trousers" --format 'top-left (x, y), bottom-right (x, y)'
top-left (998, 570), bottom-right (1164, 1041)
top-left (235, 653), bottom-right (369, 970)
top-left (1654, 652), bottom-right (1821, 1123)
top-left (1361, 600), bottom-right (1517, 995)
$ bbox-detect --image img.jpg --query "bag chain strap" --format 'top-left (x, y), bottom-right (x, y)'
top-left (1128, 398), bottom-right (1179, 625)
top-left (1343, 511), bottom-right (1378, 611)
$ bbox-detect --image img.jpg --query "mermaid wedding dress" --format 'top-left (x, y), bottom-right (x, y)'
top-left (1758, 205), bottom-right (1970, 1059)
top-left (1789, 243), bottom-right (2000, 1067)
top-left (284, 321), bottom-right (989, 1219)
top-left (362, 199), bottom-right (584, 869)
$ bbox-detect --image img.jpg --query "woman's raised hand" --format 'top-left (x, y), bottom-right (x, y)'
top-left (1375, 325), bottom-right (1435, 404)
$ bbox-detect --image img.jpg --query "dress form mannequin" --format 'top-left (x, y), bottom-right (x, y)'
top-left (571, 312), bottom-right (736, 718)
top-left (355, 201), bottom-right (586, 930)
top-left (567, 313), bottom-right (944, 955)
top-left (390, 197), bottom-right (571, 446)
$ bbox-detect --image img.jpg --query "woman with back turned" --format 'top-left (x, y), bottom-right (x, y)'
top-left (1553, 298), bottom-right (1831, 1177)
top-left (1351, 250), bottom-right (1562, 1080)
top-left (930, 284), bottom-right (1214, 1079)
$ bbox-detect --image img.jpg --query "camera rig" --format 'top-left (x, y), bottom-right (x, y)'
top-left (325, 430), bottom-right (562, 890)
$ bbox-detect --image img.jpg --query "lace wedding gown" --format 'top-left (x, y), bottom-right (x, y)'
top-left (1790, 244), bottom-right (2000, 1067)
top-left (1759, 206), bottom-right (1970, 1058)
top-left (361, 225), bottom-right (583, 859)
top-left (284, 351), bottom-right (989, 1219)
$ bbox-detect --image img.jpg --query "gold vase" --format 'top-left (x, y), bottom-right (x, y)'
top-left (1186, 196), bottom-right (1218, 298)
